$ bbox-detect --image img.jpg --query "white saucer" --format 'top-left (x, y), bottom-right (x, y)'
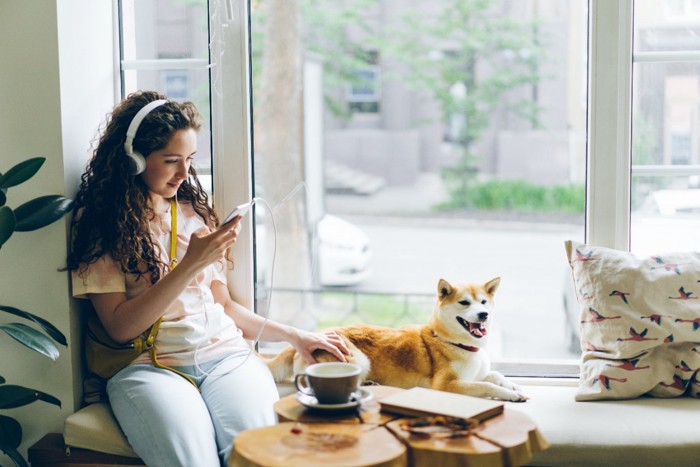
top-left (295, 387), bottom-right (373, 412)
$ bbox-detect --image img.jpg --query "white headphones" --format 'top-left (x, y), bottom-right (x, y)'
top-left (123, 99), bottom-right (168, 174)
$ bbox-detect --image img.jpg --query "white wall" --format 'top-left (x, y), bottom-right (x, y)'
top-left (0, 0), bottom-right (115, 458)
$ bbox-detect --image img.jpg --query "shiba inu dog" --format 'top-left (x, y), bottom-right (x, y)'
top-left (265, 277), bottom-right (527, 402)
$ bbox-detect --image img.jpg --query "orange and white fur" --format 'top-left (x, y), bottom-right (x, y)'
top-left (265, 277), bottom-right (527, 402)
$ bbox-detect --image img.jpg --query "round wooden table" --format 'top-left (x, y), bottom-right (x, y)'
top-left (231, 386), bottom-right (549, 467)
top-left (385, 408), bottom-right (549, 467)
top-left (230, 422), bottom-right (407, 467)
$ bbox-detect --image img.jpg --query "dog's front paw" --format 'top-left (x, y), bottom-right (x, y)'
top-left (509, 389), bottom-right (529, 402)
top-left (489, 384), bottom-right (529, 402)
top-left (504, 381), bottom-right (529, 402)
top-left (486, 371), bottom-right (526, 399)
top-left (503, 380), bottom-right (525, 394)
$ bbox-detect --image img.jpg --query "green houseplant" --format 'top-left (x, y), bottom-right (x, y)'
top-left (0, 157), bottom-right (73, 467)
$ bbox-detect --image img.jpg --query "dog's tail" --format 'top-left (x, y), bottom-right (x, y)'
top-left (261, 345), bottom-right (297, 383)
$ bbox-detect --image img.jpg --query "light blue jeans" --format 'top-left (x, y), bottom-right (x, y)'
top-left (107, 350), bottom-right (279, 467)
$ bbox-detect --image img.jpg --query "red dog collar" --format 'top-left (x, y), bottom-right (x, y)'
top-left (451, 342), bottom-right (480, 352)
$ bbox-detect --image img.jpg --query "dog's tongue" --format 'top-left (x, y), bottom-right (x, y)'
top-left (470, 322), bottom-right (486, 337)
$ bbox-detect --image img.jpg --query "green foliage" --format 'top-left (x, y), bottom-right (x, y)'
top-left (375, 0), bottom-right (550, 207)
top-left (0, 158), bottom-right (74, 249)
top-left (314, 291), bottom-right (435, 329)
top-left (300, 0), bottom-right (382, 118)
top-left (438, 178), bottom-right (585, 213)
top-left (0, 157), bottom-right (71, 467)
top-left (251, 0), bottom-right (382, 120)
top-left (251, 1), bottom-right (553, 214)
top-left (379, 0), bottom-right (547, 145)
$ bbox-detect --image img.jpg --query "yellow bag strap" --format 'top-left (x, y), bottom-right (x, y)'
top-left (147, 199), bottom-right (198, 389)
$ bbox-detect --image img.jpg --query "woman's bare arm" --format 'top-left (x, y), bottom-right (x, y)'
top-left (89, 221), bottom-right (241, 343)
top-left (211, 280), bottom-right (350, 363)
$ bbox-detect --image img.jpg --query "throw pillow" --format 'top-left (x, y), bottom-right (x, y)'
top-left (565, 240), bottom-right (700, 401)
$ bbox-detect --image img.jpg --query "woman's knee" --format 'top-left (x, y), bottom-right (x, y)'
top-left (201, 355), bottom-right (279, 445)
top-left (107, 365), bottom-right (221, 467)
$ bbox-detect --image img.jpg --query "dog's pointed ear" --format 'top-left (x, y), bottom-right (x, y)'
top-left (484, 277), bottom-right (501, 295)
top-left (438, 278), bottom-right (453, 299)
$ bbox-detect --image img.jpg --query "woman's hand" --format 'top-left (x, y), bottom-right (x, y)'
top-left (180, 219), bottom-right (241, 271)
top-left (290, 329), bottom-right (352, 364)
top-left (215, 291), bottom-right (353, 364)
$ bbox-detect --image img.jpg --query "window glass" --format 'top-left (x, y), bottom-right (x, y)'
top-left (635, 0), bottom-right (700, 51)
top-left (121, 0), bottom-right (209, 61)
top-left (631, 1), bottom-right (700, 256)
top-left (347, 52), bottom-right (381, 114)
top-left (119, 0), bottom-right (212, 178)
top-left (631, 175), bottom-right (700, 254)
top-left (250, 0), bottom-right (588, 361)
top-left (632, 63), bottom-right (700, 166)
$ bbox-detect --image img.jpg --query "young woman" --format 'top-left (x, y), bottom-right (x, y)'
top-left (66, 90), bottom-right (349, 466)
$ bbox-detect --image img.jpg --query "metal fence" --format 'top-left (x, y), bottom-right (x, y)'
top-left (255, 286), bottom-right (436, 332)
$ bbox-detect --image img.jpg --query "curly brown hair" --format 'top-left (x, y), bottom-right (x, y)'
top-left (66, 90), bottom-right (221, 284)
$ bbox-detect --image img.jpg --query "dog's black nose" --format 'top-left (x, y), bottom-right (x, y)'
top-left (478, 312), bottom-right (488, 321)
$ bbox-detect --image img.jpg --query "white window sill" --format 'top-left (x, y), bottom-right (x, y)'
top-left (492, 357), bottom-right (580, 381)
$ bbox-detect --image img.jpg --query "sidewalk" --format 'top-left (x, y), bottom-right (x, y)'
top-left (326, 172), bottom-right (582, 231)
top-left (326, 172), bottom-right (449, 216)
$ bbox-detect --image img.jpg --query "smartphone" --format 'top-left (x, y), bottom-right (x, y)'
top-left (221, 199), bottom-right (255, 226)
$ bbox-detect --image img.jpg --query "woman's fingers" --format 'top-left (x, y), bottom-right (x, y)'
top-left (186, 223), bottom-right (238, 265)
top-left (294, 330), bottom-right (350, 364)
top-left (327, 333), bottom-right (351, 356)
top-left (193, 226), bottom-right (211, 237)
top-left (321, 341), bottom-right (348, 362)
top-left (217, 216), bottom-right (242, 234)
top-left (312, 333), bottom-right (348, 362)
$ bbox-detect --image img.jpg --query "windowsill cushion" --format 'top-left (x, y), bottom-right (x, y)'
top-left (63, 402), bottom-right (138, 458)
top-left (64, 383), bottom-right (700, 466)
top-left (508, 384), bottom-right (700, 467)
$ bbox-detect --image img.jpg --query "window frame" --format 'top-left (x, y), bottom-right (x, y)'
top-left (215, 0), bottom-right (634, 376)
top-left (511, 0), bottom-right (634, 375)
top-left (587, 0), bottom-right (633, 252)
top-left (116, 0), bottom-right (256, 309)
top-left (630, 14), bottom-right (700, 181)
top-left (346, 63), bottom-right (382, 115)
top-left (208, 0), bottom-right (256, 309)
top-left (223, 3), bottom-right (638, 253)
top-left (111, 0), bottom-right (644, 375)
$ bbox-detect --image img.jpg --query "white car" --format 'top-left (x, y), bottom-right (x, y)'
top-left (197, 175), bottom-right (372, 287)
top-left (316, 214), bottom-right (372, 286)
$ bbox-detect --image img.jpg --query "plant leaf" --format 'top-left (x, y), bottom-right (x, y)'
top-left (0, 385), bottom-right (61, 409)
top-left (0, 323), bottom-right (60, 360)
top-left (0, 206), bottom-right (15, 248)
top-left (0, 415), bottom-right (22, 449)
top-left (0, 174), bottom-right (6, 205)
top-left (0, 157), bottom-right (45, 189)
top-left (0, 306), bottom-right (67, 346)
top-left (13, 195), bottom-right (74, 232)
top-left (0, 443), bottom-right (28, 467)
top-left (0, 375), bottom-right (5, 384)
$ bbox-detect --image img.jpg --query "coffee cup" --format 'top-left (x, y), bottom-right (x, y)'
top-left (294, 362), bottom-right (362, 405)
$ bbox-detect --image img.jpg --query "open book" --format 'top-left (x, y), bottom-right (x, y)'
top-left (379, 387), bottom-right (504, 422)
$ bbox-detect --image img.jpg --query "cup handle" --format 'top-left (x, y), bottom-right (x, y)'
top-left (294, 373), bottom-right (313, 396)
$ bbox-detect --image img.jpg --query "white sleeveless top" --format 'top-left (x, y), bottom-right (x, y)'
top-left (71, 201), bottom-right (249, 367)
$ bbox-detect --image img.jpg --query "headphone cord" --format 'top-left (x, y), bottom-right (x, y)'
top-left (191, 195), bottom-right (275, 378)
